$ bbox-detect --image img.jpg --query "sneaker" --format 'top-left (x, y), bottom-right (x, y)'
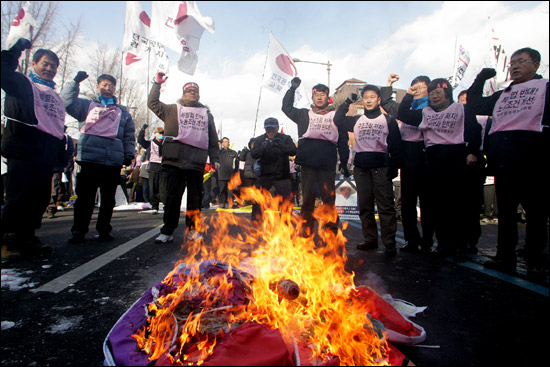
top-left (484, 258), bottom-right (516, 273)
top-left (186, 230), bottom-right (203, 241)
top-left (98, 233), bottom-right (114, 242)
top-left (356, 241), bottom-right (378, 251)
top-left (155, 234), bottom-right (174, 243)
top-left (57, 205), bottom-right (65, 211)
top-left (68, 232), bottom-right (86, 245)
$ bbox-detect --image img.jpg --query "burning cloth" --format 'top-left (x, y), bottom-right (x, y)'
top-left (103, 259), bottom-right (425, 366)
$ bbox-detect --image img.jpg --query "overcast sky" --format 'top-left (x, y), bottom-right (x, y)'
top-left (58, 1), bottom-right (549, 150)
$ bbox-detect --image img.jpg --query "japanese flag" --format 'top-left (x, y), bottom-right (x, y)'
top-left (261, 33), bottom-right (310, 108)
top-left (150, 1), bottom-right (215, 75)
top-left (6, 1), bottom-right (37, 50)
top-left (122, 1), bottom-right (169, 82)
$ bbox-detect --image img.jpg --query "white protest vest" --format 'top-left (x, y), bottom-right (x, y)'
top-left (149, 140), bottom-right (162, 163)
top-left (490, 78), bottom-right (547, 135)
top-left (419, 103), bottom-right (465, 147)
top-left (81, 101), bottom-right (122, 139)
top-left (353, 114), bottom-right (389, 153)
top-left (25, 76), bottom-right (65, 140)
top-left (173, 105), bottom-right (209, 150)
top-left (398, 120), bottom-right (423, 142)
top-left (302, 110), bottom-right (338, 144)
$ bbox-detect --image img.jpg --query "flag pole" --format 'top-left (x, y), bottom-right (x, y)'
top-left (253, 34), bottom-right (271, 138)
top-left (146, 47), bottom-right (151, 126)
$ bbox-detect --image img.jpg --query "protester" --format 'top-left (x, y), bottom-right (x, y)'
top-left (381, 74), bottom-right (435, 253)
top-left (398, 78), bottom-right (482, 262)
top-left (282, 77), bottom-right (349, 236)
top-left (239, 138), bottom-right (258, 206)
top-left (137, 125), bottom-right (165, 214)
top-left (148, 73), bottom-right (220, 243)
top-left (335, 85), bottom-right (403, 257)
top-left (467, 47), bottom-right (549, 279)
top-left (250, 118), bottom-right (297, 222)
top-left (457, 90), bottom-right (487, 254)
top-left (137, 147), bottom-right (149, 203)
top-left (61, 72), bottom-right (136, 244)
top-left (217, 137), bottom-right (238, 209)
top-left (1, 39), bottom-right (67, 260)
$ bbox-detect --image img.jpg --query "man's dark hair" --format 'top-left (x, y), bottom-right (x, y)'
top-left (361, 84), bottom-right (381, 97)
top-left (410, 75), bottom-right (431, 87)
top-left (32, 49), bottom-right (59, 66)
top-left (511, 47), bottom-right (541, 63)
top-left (97, 74), bottom-right (117, 85)
top-left (222, 137), bottom-right (229, 141)
top-left (457, 90), bottom-right (468, 99)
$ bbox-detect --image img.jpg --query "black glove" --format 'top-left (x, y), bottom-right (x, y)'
top-left (476, 68), bottom-right (497, 81)
top-left (346, 93), bottom-right (358, 104)
top-left (141, 123), bottom-right (148, 130)
top-left (290, 77), bottom-right (301, 89)
top-left (122, 158), bottom-right (132, 167)
top-left (74, 71), bottom-right (89, 83)
top-left (10, 38), bottom-right (31, 54)
top-left (260, 140), bottom-right (270, 151)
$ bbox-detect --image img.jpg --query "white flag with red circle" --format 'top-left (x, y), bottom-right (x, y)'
top-left (6, 1), bottom-right (37, 50)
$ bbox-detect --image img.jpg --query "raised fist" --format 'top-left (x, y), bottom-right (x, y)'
top-left (346, 93), bottom-right (358, 104)
top-left (10, 38), bottom-right (32, 53)
top-left (155, 72), bottom-right (168, 84)
top-left (290, 77), bottom-right (301, 89)
top-left (476, 68), bottom-right (497, 81)
top-left (73, 71), bottom-right (89, 83)
top-left (387, 73), bottom-right (400, 86)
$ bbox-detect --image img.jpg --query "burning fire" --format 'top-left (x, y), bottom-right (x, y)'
top-left (132, 175), bottom-right (390, 366)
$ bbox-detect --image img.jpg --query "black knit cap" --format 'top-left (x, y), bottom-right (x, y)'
top-left (312, 84), bottom-right (329, 95)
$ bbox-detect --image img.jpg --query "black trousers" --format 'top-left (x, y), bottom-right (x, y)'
top-left (149, 170), bottom-right (161, 210)
top-left (300, 166), bottom-right (339, 234)
top-left (494, 168), bottom-right (549, 267)
top-left (159, 165), bottom-right (203, 235)
top-left (72, 162), bottom-right (120, 235)
top-left (1, 158), bottom-right (53, 238)
top-left (354, 166), bottom-right (397, 250)
top-left (400, 168), bottom-right (435, 247)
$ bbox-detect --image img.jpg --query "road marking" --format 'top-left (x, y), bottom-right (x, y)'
top-left (344, 220), bottom-right (548, 296)
top-left (31, 226), bottom-right (161, 294)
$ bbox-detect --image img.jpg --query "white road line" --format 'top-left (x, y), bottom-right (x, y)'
top-left (31, 226), bottom-right (161, 294)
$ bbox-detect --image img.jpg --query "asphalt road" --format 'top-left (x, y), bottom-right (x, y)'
top-left (1, 207), bottom-right (548, 366)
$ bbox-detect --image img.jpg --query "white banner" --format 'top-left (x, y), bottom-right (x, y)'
top-left (451, 45), bottom-right (470, 89)
top-left (122, 1), bottom-right (169, 82)
top-left (6, 1), bottom-right (37, 50)
top-left (150, 1), bottom-right (215, 75)
top-left (484, 23), bottom-right (511, 96)
top-left (261, 33), bottom-right (310, 108)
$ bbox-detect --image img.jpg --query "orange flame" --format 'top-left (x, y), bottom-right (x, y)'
top-left (132, 176), bottom-right (390, 365)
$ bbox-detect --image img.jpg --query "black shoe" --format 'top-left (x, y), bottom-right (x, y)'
top-left (356, 241), bottom-right (378, 251)
top-left (47, 210), bottom-right (56, 219)
top-left (385, 248), bottom-right (397, 257)
top-left (68, 232), bottom-right (85, 245)
top-left (484, 258), bottom-right (516, 273)
top-left (98, 233), bottom-right (114, 242)
top-left (400, 242), bottom-right (419, 252)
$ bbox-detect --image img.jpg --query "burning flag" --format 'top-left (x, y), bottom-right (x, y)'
top-left (122, 1), bottom-right (169, 82)
top-left (104, 184), bottom-right (426, 366)
top-left (150, 1), bottom-right (215, 75)
top-left (262, 33), bottom-right (311, 108)
top-left (5, 1), bottom-right (37, 50)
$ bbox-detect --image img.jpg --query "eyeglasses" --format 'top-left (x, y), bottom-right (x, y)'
top-left (508, 59), bottom-right (534, 67)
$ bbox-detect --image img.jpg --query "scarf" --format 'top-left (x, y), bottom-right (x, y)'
top-left (98, 94), bottom-right (115, 106)
top-left (411, 96), bottom-right (429, 110)
top-left (29, 71), bottom-right (56, 90)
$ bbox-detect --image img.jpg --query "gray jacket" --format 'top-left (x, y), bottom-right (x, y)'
top-left (61, 80), bottom-right (135, 167)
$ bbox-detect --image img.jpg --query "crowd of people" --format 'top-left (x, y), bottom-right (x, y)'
top-left (1, 38), bottom-right (547, 281)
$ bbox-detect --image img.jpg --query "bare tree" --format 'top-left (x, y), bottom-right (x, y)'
top-left (53, 18), bottom-right (83, 88)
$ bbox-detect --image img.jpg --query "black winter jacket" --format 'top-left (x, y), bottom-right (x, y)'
top-left (282, 87), bottom-right (349, 171)
top-left (250, 132), bottom-right (296, 179)
top-left (1, 47), bottom-right (66, 168)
